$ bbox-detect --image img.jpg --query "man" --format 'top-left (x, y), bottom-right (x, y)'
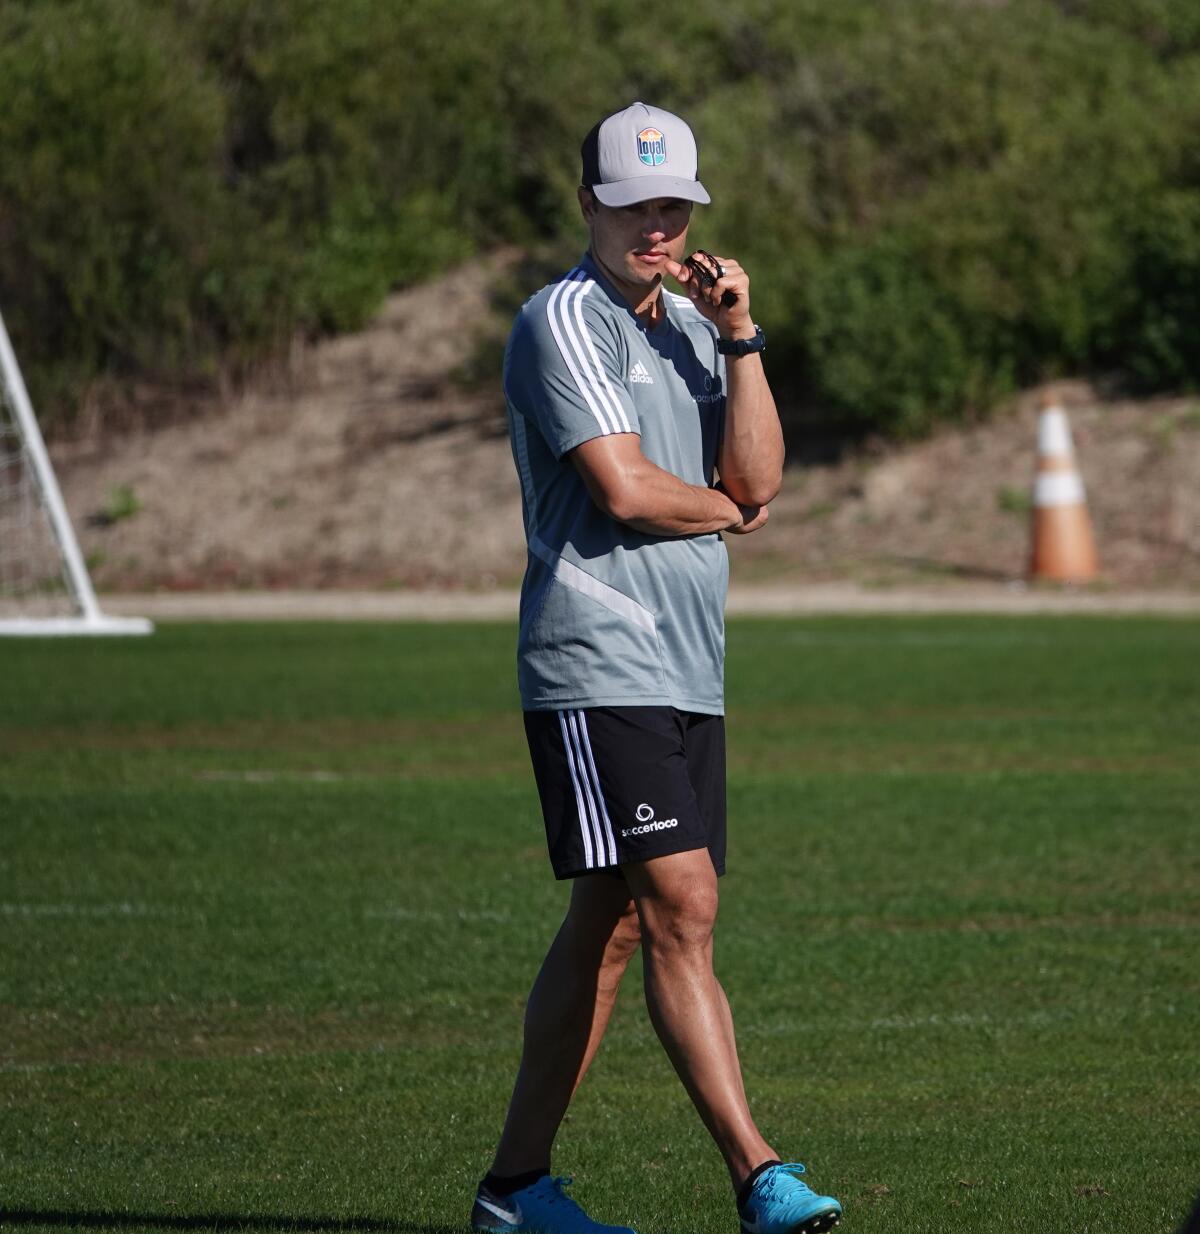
top-left (472, 102), bottom-right (841, 1234)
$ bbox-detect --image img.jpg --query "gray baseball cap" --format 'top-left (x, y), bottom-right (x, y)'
top-left (581, 101), bottom-right (711, 207)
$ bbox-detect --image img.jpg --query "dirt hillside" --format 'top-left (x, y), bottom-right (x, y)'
top-left (51, 253), bottom-right (1200, 593)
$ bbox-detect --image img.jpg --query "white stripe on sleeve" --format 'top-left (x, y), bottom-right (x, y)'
top-left (546, 271), bottom-right (619, 436)
top-left (570, 282), bottom-right (633, 434)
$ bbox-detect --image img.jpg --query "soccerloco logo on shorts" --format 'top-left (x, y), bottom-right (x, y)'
top-left (637, 127), bottom-right (666, 166)
top-left (622, 802), bottom-right (679, 838)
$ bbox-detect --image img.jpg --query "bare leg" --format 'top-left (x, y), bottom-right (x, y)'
top-left (490, 875), bottom-right (641, 1176)
top-left (623, 848), bottom-right (776, 1189)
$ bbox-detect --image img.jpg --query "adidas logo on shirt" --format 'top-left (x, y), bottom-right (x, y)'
top-left (629, 360), bottom-right (654, 384)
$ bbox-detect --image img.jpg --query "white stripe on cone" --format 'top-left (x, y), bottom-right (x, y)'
top-left (1034, 470), bottom-right (1086, 508)
top-left (1030, 403), bottom-right (1098, 582)
top-left (1037, 407), bottom-right (1076, 458)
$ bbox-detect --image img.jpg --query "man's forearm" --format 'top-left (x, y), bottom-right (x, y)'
top-left (571, 433), bottom-right (764, 539)
top-left (717, 352), bottom-right (785, 507)
top-left (606, 462), bottom-right (743, 536)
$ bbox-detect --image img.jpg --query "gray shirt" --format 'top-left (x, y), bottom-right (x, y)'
top-left (504, 252), bottom-right (728, 714)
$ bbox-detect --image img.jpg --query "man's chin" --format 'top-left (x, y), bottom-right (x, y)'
top-left (626, 261), bottom-right (666, 286)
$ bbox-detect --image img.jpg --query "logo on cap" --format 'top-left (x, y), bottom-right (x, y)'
top-left (636, 127), bottom-right (666, 167)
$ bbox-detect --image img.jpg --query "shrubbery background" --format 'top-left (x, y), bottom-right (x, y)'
top-left (2, 0), bottom-right (1199, 436)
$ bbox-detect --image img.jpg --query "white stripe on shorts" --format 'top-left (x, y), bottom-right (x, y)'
top-left (565, 710), bottom-right (608, 868)
top-left (558, 711), bottom-right (595, 869)
top-left (573, 711), bottom-right (618, 866)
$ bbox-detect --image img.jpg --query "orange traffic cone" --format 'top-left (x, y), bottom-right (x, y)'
top-left (1030, 402), bottom-right (1098, 582)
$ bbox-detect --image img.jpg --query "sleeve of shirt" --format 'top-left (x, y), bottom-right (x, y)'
top-left (504, 289), bottom-right (641, 460)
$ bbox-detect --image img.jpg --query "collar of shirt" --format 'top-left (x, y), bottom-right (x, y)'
top-left (581, 251), bottom-right (674, 336)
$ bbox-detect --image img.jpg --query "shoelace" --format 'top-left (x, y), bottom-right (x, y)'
top-left (541, 1176), bottom-right (578, 1207)
top-left (769, 1163), bottom-right (816, 1198)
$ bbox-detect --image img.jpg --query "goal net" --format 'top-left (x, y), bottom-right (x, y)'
top-left (0, 307), bottom-right (151, 635)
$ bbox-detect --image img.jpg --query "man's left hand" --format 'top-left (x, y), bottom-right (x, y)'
top-left (665, 253), bottom-right (755, 341)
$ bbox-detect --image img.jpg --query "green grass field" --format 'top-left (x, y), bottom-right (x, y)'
top-left (2, 617), bottom-right (1198, 1234)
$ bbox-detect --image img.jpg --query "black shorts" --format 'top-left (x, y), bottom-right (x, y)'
top-left (523, 706), bottom-right (726, 881)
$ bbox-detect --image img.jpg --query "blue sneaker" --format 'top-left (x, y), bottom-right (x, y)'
top-left (471, 1174), bottom-right (636, 1234)
top-left (738, 1162), bottom-right (841, 1234)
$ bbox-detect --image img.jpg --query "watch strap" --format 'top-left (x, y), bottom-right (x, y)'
top-left (717, 325), bottom-right (766, 356)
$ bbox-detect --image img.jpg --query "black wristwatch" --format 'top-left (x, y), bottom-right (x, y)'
top-left (717, 325), bottom-right (766, 356)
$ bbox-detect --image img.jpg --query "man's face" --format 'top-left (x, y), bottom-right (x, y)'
top-left (580, 190), bottom-right (693, 293)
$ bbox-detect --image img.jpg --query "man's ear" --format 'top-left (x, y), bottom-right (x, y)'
top-left (578, 186), bottom-right (597, 222)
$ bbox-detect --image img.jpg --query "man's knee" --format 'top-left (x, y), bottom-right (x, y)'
top-left (639, 876), bottom-right (718, 955)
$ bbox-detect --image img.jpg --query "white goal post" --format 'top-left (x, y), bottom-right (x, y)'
top-left (0, 306), bottom-right (152, 636)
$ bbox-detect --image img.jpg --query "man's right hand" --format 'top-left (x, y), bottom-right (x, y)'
top-left (712, 481), bottom-right (768, 535)
top-left (726, 503), bottom-right (769, 535)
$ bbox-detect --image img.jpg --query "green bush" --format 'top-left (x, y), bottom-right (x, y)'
top-left (169, 0), bottom-right (477, 340)
top-left (1123, 189), bottom-right (1200, 388)
top-left (0, 0), bottom-right (228, 405)
top-left (1061, 0), bottom-right (1200, 58)
top-left (2, 0), bottom-right (1200, 435)
top-left (802, 235), bottom-right (995, 437)
top-left (695, 0), bottom-right (1196, 430)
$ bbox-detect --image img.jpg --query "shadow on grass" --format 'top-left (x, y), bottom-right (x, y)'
top-left (0, 1211), bottom-right (461, 1234)
top-left (1181, 1188), bottom-right (1200, 1234)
